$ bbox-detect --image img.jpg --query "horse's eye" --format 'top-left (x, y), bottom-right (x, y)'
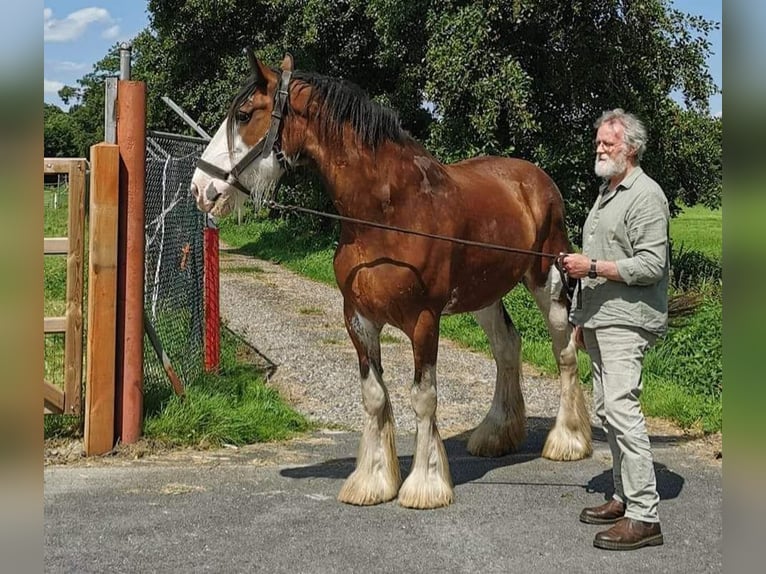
top-left (236, 110), bottom-right (252, 123)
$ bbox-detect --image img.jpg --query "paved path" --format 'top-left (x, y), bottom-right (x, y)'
top-left (45, 429), bottom-right (721, 573)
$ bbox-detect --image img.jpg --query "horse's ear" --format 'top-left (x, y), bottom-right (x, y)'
top-left (281, 52), bottom-right (294, 73)
top-left (243, 47), bottom-right (268, 87)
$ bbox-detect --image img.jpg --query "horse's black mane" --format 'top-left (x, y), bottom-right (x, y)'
top-left (228, 68), bottom-right (407, 150)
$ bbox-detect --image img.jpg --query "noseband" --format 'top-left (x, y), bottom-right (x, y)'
top-left (196, 67), bottom-right (292, 196)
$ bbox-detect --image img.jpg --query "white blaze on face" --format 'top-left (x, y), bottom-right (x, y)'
top-left (190, 117), bottom-right (284, 217)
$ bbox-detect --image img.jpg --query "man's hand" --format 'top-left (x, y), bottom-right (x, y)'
top-left (560, 253), bottom-right (591, 279)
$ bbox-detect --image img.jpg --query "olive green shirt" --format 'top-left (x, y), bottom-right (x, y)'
top-left (570, 166), bottom-right (670, 335)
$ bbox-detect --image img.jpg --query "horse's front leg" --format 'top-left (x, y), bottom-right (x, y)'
top-left (337, 307), bottom-right (401, 506)
top-left (397, 310), bottom-right (454, 509)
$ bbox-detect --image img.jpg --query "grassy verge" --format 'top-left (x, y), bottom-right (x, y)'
top-left (44, 327), bottom-right (311, 445)
top-left (143, 329), bottom-right (311, 447)
top-left (219, 206), bottom-right (722, 434)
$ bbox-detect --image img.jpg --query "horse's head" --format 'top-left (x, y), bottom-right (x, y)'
top-left (191, 50), bottom-right (294, 217)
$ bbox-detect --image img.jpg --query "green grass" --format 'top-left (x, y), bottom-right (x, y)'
top-left (219, 205), bottom-right (723, 434)
top-left (143, 328), bottom-right (310, 447)
top-left (670, 204), bottom-right (722, 260)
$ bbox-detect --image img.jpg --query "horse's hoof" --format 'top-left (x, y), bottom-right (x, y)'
top-left (542, 425), bottom-right (592, 461)
top-left (467, 419), bottom-right (526, 457)
top-left (337, 470), bottom-right (400, 506)
top-left (397, 473), bottom-right (454, 509)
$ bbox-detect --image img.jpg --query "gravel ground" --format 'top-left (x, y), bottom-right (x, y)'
top-left (220, 248), bottom-right (578, 437)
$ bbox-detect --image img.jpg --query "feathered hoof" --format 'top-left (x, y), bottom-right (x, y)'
top-left (337, 469), bottom-right (400, 506)
top-left (467, 419), bottom-right (526, 458)
top-left (542, 425), bottom-right (592, 461)
top-left (397, 471), bottom-right (454, 509)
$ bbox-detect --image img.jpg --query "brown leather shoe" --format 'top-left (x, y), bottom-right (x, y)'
top-left (579, 499), bottom-right (625, 524)
top-left (593, 518), bottom-right (664, 550)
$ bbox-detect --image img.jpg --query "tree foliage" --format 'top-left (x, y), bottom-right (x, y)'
top-left (48, 0), bottom-right (721, 231)
top-left (44, 103), bottom-right (82, 158)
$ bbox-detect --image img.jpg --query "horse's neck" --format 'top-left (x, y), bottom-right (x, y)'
top-left (303, 135), bottom-right (440, 217)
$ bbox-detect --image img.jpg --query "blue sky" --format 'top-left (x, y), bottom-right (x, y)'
top-left (43, 1), bottom-right (722, 114)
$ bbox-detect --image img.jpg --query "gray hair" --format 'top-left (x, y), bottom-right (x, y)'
top-left (594, 108), bottom-right (648, 161)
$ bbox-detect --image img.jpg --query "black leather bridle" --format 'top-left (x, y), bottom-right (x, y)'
top-left (196, 67), bottom-right (292, 196)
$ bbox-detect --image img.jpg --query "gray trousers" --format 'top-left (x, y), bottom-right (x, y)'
top-left (583, 325), bottom-right (660, 523)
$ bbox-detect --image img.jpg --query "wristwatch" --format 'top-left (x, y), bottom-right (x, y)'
top-left (588, 259), bottom-right (598, 279)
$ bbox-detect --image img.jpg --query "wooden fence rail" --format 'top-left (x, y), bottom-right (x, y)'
top-left (43, 158), bottom-right (86, 415)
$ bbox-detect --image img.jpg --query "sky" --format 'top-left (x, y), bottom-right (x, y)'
top-left (43, 1), bottom-right (722, 115)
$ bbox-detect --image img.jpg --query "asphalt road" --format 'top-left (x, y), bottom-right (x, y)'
top-left (44, 425), bottom-right (721, 573)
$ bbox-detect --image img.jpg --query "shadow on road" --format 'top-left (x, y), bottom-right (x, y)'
top-left (280, 417), bottom-right (687, 499)
top-left (584, 464), bottom-right (685, 502)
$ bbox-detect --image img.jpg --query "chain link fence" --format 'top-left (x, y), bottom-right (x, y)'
top-left (144, 131), bottom-right (208, 396)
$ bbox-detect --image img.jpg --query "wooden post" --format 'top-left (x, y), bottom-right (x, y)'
top-left (84, 144), bottom-right (120, 455)
top-left (63, 160), bottom-right (86, 414)
top-left (115, 80), bottom-right (147, 444)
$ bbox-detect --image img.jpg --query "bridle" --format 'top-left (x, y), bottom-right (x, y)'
top-left (195, 67), bottom-right (293, 196)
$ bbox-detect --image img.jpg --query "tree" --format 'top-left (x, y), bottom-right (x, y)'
top-left (44, 103), bottom-right (82, 157)
top-left (421, 0), bottom-right (721, 230)
top-left (64, 0), bottom-right (722, 231)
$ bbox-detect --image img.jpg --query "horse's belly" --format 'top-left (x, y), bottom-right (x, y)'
top-left (442, 266), bottom-right (525, 315)
top-left (334, 252), bottom-right (434, 328)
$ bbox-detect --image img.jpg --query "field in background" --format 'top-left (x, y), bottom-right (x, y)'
top-left (671, 204), bottom-right (722, 260)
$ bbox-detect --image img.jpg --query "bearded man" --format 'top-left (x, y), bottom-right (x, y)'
top-left (561, 109), bottom-right (670, 551)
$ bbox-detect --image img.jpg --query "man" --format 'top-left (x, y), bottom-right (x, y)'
top-left (561, 108), bottom-right (669, 551)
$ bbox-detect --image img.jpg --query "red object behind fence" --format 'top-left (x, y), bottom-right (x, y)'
top-left (204, 219), bottom-right (220, 372)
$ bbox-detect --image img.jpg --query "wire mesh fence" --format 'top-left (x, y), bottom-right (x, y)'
top-left (144, 131), bottom-right (208, 394)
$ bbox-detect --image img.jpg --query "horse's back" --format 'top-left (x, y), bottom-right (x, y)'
top-left (446, 156), bottom-right (562, 205)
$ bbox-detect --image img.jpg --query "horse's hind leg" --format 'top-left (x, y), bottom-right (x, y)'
top-left (529, 272), bottom-right (592, 461)
top-left (337, 308), bottom-right (401, 506)
top-left (467, 299), bottom-right (527, 457)
top-left (397, 309), bottom-right (454, 509)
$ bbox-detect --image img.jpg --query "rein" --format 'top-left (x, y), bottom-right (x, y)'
top-left (265, 199), bottom-right (581, 308)
top-left (266, 200), bottom-right (560, 259)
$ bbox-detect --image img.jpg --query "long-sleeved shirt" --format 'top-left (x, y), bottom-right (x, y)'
top-left (570, 166), bottom-right (670, 335)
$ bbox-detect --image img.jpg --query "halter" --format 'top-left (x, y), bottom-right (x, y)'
top-left (195, 67), bottom-right (292, 196)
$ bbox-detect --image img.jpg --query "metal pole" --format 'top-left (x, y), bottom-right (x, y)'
top-left (105, 78), bottom-right (118, 144)
top-left (119, 42), bottom-right (132, 81)
top-left (203, 214), bottom-right (220, 372)
top-left (160, 96), bottom-right (212, 140)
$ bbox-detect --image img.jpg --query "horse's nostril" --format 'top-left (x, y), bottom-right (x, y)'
top-left (204, 181), bottom-right (222, 203)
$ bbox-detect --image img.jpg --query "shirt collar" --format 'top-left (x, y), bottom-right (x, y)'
top-left (598, 165), bottom-right (644, 207)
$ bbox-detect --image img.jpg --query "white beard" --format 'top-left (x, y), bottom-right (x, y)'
top-left (594, 152), bottom-right (627, 179)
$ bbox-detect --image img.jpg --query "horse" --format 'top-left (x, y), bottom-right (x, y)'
top-left (191, 51), bottom-right (591, 509)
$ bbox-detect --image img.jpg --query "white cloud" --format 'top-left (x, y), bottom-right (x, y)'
top-left (50, 61), bottom-right (90, 72)
top-left (102, 25), bottom-right (120, 40)
top-left (44, 78), bottom-right (65, 94)
top-left (44, 7), bottom-right (117, 43)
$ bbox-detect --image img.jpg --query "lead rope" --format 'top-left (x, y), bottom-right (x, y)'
top-left (263, 199), bottom-right (581, 308)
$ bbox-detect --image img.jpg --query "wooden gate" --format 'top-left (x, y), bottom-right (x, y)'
top-left (44, 158), bottom-right (86, 414)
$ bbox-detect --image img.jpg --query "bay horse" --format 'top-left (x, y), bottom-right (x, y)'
top-left (191, 52), bottom-right (591, 509)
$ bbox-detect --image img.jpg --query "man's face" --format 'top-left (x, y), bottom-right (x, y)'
top-left (594, 121), bottom-right (628, 179)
